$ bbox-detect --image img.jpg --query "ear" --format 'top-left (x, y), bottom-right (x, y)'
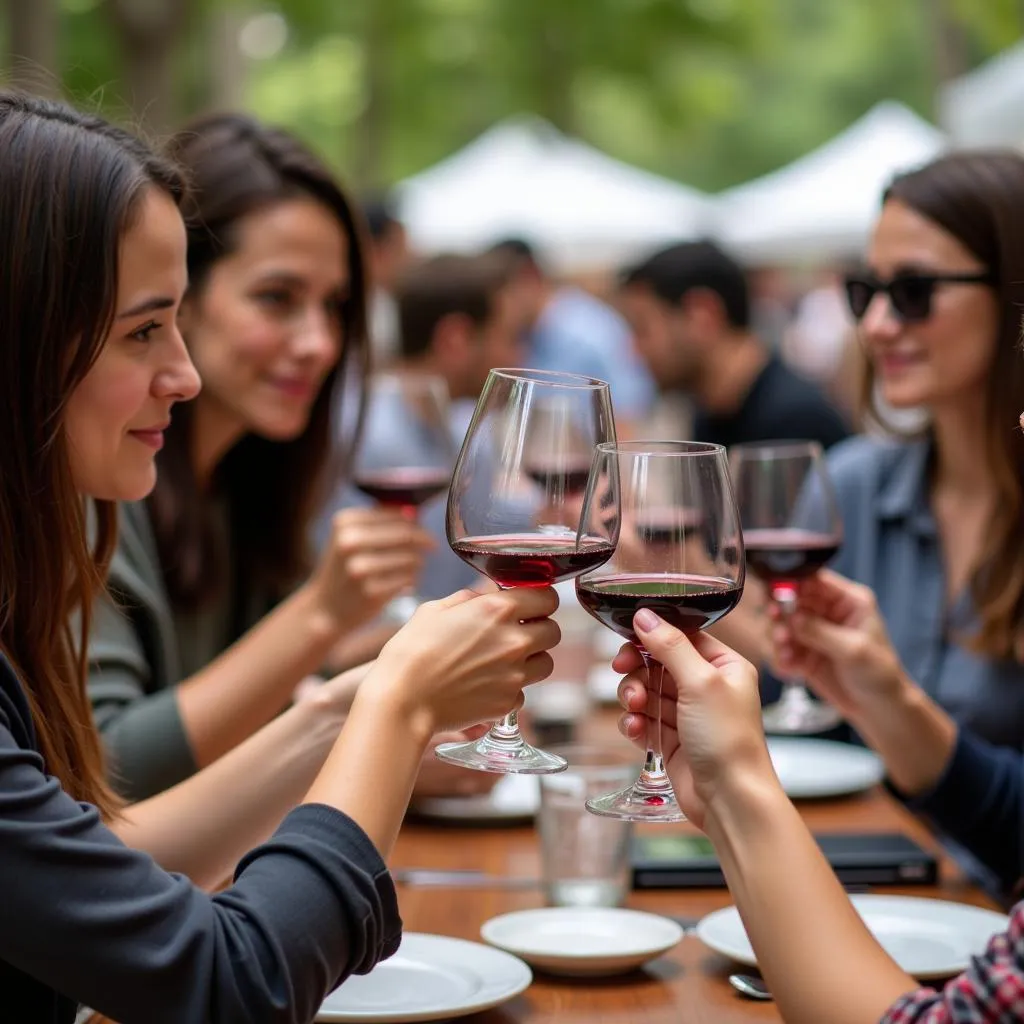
top-left (432, 312), bottom-right (476, 362)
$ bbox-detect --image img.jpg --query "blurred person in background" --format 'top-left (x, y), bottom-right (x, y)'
top-left (319, 252), bottom-right (526, 604)
top-left (86, 113), bottom-right (487, 805)
top-left (488, 237), bottom-right (656, 433)
top-left (361, 194), bottom-right (410, 364)
top-left (618, 240), bottom-right (850, 451)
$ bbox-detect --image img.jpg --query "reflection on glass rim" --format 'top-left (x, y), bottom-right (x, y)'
top-left (595, 440), bottom-right (726, 457)
top-left (490, 367), bottom-right (609, 389)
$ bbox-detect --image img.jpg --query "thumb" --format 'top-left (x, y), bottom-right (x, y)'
top-left (632, 609), bottom-right (704, 677)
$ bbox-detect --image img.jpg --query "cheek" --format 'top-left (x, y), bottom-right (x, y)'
top-left (191, 310), bottom-right (286, 388)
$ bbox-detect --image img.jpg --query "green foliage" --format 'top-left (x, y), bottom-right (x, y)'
top-left (9, 0), bottom-right (1024, 191)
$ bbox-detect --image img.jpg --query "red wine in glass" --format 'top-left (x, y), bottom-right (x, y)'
top-left (353, 467), bottom-right (451, 514)
top-left (452, 534), bottom-right (615, 588)
top-left (577, 573), bottom-right (742, 641)
top-left (524, 463), bottom-right (593, 496)
top-left (742, 528), bottom-right (840, 591)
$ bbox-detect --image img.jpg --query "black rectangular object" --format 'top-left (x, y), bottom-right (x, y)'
top-left (631, 832), bottom-right (938, 889)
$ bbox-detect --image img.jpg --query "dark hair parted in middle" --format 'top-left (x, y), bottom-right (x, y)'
top-left (152, 113), bottom-right (370, 610)
top-left (397, 253), bottom-right (514, 359)
top-left (621, 240), bottom-right (751, 330)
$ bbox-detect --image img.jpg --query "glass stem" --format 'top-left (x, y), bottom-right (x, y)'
top-left (635, 651), bottom-right (672, 794)
top-left (773, 583), bottom-right (804, 688)
top-left (487, 582), bottom-right (524, 746)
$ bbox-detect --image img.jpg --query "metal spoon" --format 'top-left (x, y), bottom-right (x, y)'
top-left (728, 973), bottom-right (772, 1000)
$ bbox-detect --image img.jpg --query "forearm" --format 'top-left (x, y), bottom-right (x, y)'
top-left (303, 680), bottom-right (433, 859)
top-left (850, 676), bottom-right (957, 797)
top-left (706, 775), bottom-right (917, 1024)
top-left (113, 695), bottom-right (344, 888)
top-left (176, 583), bottom-right (341, 768)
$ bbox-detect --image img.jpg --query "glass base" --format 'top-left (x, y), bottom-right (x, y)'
top-left (585, 781), bottom-right (687, 822)
top-left (435, 731), bottom-right (567, 775)
top-left (383, 593), bottom-right (420, 626)
top-left (762, 687), bottom-right (841, 735)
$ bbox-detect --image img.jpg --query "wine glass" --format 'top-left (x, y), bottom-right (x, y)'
top-left (351, 372), bottom-right (456, 622)
top-left (438, 368), bottom-right (617, 774)
top-left (730, 440), bottom-right (844, 734)
top-left (576, 441), bottom-right (745, 821)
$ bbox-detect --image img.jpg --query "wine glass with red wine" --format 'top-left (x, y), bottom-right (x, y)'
top-left (438, 368), bottom-right (617, 774)
top-left (576, 441), bottom-right (745, 821)
top-left (351, 372), bottom-right (456, 622)
top-left (730, 440), bottom-right (844, 734)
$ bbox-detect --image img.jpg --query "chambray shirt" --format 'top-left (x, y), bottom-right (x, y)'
top-left (825, 435), bottom-right (1024, 751)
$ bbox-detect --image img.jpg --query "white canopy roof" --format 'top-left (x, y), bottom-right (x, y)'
top-left (716, 101), bottom-right (946, 265)
top-left (941, 42), bottom-right (1024, 147)
top-left (396, 116), bottom-right (713, 272)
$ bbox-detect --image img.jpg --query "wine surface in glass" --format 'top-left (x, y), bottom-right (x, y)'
top-left (576, 573), bottom-right (743, 642)
top-left (742, 528), bottom-right (840, 587)
top-left (353, 467), bottom-right (451, 510)
top-left (452, 534), bottom-right (615, 588)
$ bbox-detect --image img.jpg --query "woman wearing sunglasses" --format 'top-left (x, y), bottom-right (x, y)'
top-left (788, 151), bottom-right (1024, 761)
top-left (0, 91), bottom-right (558, 1022)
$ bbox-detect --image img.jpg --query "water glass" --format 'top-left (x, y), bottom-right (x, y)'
top-left (538, 746), bottom-right (635, 908)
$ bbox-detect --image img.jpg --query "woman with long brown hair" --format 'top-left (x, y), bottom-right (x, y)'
top-left (85, 113), bottom-right (493, 803)
top-left (0, 90), bottom-right (558, 1022)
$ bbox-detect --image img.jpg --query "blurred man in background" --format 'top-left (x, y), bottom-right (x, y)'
top-left (619, 240), bottom-right (850, 450)
top-left (362, 195), bottom-right (411, 363)
top-left (488, 238), bottom-right (656, 433)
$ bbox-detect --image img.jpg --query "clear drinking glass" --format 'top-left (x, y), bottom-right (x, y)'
top-left (730, 440), bottom-right (844, 735)
top-left (351, 372), bottom-right (456, 623)
top-left (438, 368), bottom-right (617, 775)
top-left (576, 441), bottom-right (745, 821)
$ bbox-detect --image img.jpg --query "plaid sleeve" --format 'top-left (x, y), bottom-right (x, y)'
top-left (881, 902), bottom-right (1024, 1023)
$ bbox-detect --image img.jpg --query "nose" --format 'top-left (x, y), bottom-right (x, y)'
top-left (154, 327), bottom-right (201, 402)
top-left (859, 291), bottom-right (902, 343)
top-left (292, 303), bottom-right (341, 365)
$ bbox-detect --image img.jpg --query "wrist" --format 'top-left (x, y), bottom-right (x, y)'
top-left (293, 581), bottom-right (346, 648)
top-left (350, 666), bottom-right (437, 751)
top-left (704, 762), bottom-right (792, 847)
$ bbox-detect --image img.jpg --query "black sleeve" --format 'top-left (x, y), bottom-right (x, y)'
top-left (0, 682), bottom-right (400, 1024)
top-left (902, 727), bottom-right (1023, 890)
top-left (775, 399), bottom-right (850, 451)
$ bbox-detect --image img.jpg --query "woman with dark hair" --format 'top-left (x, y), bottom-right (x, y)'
top-left (86, 113), bottom-right (480, 803)
top-left (0, 90), bottom-right (558, 1022)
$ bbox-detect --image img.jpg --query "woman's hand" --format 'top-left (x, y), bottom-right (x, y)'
top-left (615, 612), bottom-right (774, 829)
top-left (364, 587), bottom-right (561, 737)
top-left (305, 507), bottom-right (435, 634)
top-left (772, 570), bottom-right (906, 724)
top-left (412, 727), bottom-right (500, 798)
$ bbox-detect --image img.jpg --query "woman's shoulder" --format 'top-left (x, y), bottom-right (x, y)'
top-left (824, 433), bottom-right (925, 504)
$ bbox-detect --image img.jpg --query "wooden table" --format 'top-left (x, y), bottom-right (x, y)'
top-left (389, 714), bottom-right (999, 1024)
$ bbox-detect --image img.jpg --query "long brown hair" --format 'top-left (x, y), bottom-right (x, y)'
top-left (864, 151), bottom-right (1024, 660)
top-left (0, 92), bottom-right (185, 815)
top-left (152, 113), bottom-right (370, 610)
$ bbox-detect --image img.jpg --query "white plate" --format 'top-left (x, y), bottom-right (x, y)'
top-left (410, 773), bottom-right (540, 823)
top-left (318, 932), bottom-right (532, 1022)
top-left (481, 907), bottom-right (684, 977)
top-left (586, 663), bottom-right (623, 704)
top-left (768, 737), bottom-right (884, 799)
top-left (697, 895), bottom-right (1009, 980)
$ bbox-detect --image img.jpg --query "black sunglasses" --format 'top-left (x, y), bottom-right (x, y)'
top-left (843, 271), bottom-right (995, 323)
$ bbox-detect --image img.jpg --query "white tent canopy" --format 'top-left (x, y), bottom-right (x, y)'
top-left (397, 116), bottom-right (713, 272)
top-left (941, 42), bottom-right (1024, 147)
top-left (716, 101), bottom-right (946, 265)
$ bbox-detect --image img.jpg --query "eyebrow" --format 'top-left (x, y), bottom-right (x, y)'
top-left (254, 269), bottom-right (350, 292)
top-left (116, 296), bottom-right (177, 319)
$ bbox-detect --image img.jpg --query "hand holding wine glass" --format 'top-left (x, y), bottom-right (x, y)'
top-left (440, 368), bottom-right (617, 774)
top-left (576, 441), bottom-right (745, 821)
top-left (730, 441), bottom-right (844, 735)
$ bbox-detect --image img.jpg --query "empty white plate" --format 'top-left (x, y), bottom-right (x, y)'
top-left (697, 895), bottom-right (1009, 980)
top-left (481, 906), bottom-right (684, 977)
top-left (768, 737), bottom-right (884, 799)
top-left (317, 932), bottom-right (532, 1022)
top-left (410, 773), bottom-right (540, 823)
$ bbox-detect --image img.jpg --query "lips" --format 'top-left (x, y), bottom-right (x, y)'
top-left (268, 376), bottom-right (319, 401)
top-left (876, 350), bottom-right (926, 374)
top-left (128, 421), bottom-right (170, 451)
